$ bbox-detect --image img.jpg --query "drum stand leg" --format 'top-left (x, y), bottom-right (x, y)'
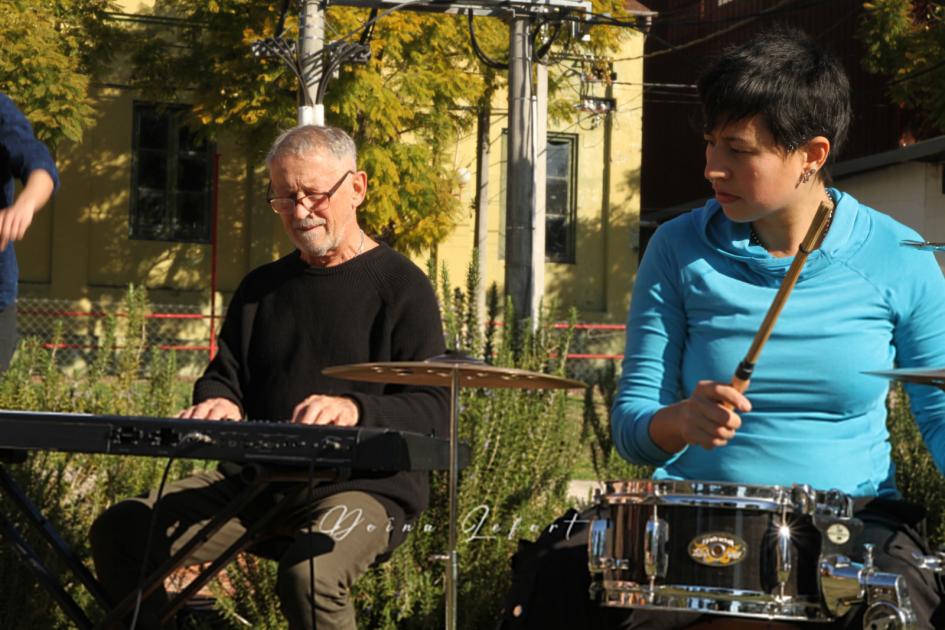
top-left (445, 369), bottom-right (460, 630)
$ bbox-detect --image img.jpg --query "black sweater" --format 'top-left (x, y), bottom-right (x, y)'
top-left (194, 244), bottom-right (448, 523)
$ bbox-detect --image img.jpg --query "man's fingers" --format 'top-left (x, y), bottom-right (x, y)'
top-left (177, 399), bottom-right (239, 420)
top-left (205, 406), bottom-right (231, 421)
top-left (292, 398), bottom-right (323, 425)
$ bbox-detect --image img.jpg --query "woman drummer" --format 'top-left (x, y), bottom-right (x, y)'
top-left (612, 26), bottom-right (945, 629)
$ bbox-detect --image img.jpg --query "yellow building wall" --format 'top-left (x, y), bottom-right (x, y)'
top-left (17, 88), bottom-right (291, 309)
top-left (14, 21), bottom-right (643, 355)
top-left (421, 33), bottom-right (643, 326)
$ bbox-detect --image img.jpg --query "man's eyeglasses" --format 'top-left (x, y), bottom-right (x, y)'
top-left (267, 170), bottom-right (354, 215)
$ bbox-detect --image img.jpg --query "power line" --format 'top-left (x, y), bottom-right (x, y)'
top-left (889, 59), bottom-right (945, 85)
top-left (610, 0), bottom-right (798, 63)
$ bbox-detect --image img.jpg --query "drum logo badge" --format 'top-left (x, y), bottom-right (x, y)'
top-left (688, 533), bottom-right (747, 567)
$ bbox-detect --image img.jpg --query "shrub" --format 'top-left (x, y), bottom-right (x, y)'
top-left (0, 285), bottom-right (199, 629)
top-left (888, 384), bottom-right (945, 545)
top-left (215, 264), bottom-right (581, 629)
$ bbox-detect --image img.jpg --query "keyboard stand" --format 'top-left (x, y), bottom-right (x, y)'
top-left (0, 459), bottom-right (337, 629)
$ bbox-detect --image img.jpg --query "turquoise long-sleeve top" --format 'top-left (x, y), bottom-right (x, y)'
top-left (612, 190), bottom-right (945, 497)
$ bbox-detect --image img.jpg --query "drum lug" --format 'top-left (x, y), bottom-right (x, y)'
top-left (860, 571), bottom-right (916, 629)
top-left (863, 600), bottom-right (917, 630)
top-left (911, 550), bottom-right (945, 573)
top-left (820, 554), bottom-right (866, 618)
top-left (776, 520), bottom-right (793, 590)
top-left (588, 518), bottom-right (611, 574)
top-left (644, 513), bottom-right (669, 580)
top-left (819, 551), bottom-right (917, 628)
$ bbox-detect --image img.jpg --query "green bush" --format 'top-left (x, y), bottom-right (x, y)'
top-left (888, 384), bottom-right (945, 545)
top-left (352, 265), bottom-right (577, 629)
top-left (580, 359), bottom-right (652, 483)
top-left (5, 279), bottom-right (945, 630)
top-left (214, 264), bottom-right (581, 629)
top-left (0, 285), bottom-right (199, 629)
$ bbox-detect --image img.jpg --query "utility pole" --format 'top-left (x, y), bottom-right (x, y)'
top-left (504, 13), bottom-right (535, 323)
top-left (299, 0), bottom-right (325, 126)
top-left (530, 61), bottom-right (547, 322)
top-left (473, 106), bottom-right (491, 321)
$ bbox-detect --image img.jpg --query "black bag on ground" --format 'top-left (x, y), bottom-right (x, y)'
top-left (499, 507), bottom-right (628, 629)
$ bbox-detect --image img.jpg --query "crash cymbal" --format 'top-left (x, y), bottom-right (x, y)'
top-left (323, 353), bottom-right (586, 390)
top-left (900, 240), bottom-right (945, 252)
top-left (865, 368), bottom-right (945, 388)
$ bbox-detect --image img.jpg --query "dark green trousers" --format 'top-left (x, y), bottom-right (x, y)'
top-left (89, 470), bottom-right (390, 629)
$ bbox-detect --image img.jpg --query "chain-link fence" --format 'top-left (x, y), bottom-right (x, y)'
top-left (16, 298), bottom-right (219, 376)
top-left (553, 323), bottom-right (624, 386)
top-left (16, 297), bottom-right (626, 382)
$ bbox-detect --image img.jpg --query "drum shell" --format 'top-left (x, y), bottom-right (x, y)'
top-left (595, 501), bottom-right (823, 598)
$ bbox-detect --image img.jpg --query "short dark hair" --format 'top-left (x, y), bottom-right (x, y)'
top-left (698, 26), bottom-right (851, 173)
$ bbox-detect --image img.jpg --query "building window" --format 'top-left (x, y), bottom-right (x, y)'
top-left (498, 131), bottom-right (578, 263)
top-left (130, 103), bottom-right (213, 243)
top-left (545, 134), bottom-right (577, 263)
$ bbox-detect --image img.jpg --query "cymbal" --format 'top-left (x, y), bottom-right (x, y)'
top-left (323, 353), bottom-right (586, 390)
top-left (900, 240), bottom-right (945, 252)
top-left (865, 368), bottom-right (945, 388)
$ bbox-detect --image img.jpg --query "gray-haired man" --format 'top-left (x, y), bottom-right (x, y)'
top-left (90, 126), bottom-right (448, 629)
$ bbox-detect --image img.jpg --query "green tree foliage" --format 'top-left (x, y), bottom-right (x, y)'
top-left (0, 0), bottom-right (117, 146)
top-left (859, 1), bottom-right (945, 134)
top-left (122, 0), bottom-right (635, 253)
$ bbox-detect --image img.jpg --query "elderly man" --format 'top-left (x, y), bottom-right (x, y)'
top-left (90, 125), bottom-right (448, 629)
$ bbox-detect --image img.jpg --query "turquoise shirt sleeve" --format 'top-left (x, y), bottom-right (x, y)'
top-left (889, 241), bottom-right (945, 475)
top-left (611, 219), bottom-right (689, 465)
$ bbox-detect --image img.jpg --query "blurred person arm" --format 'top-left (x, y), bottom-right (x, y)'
top-left (0, 94), bottom-right (59, 252)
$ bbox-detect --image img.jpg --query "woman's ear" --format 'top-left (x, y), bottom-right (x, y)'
top-left (802, 135), bottom-right (831, 172)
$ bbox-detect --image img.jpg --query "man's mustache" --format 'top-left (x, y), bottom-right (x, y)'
top-left (294, 217), bottom-right (327, 229)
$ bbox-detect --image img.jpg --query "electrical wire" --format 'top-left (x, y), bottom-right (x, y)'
top-left (128, 457), bottom-right (177, 630)
top-left (533, 21), bottom-right (562, 62)
top-left (889, 59), bottom-right (945, 85)
top-left (275, 0), bottom-right (291, 37)
top-left (127, 436), bottom-right (212, 630)
top-left (358, 8), bottom-right (379, 45)
top-left (606, 0), bottom-right (796, 62)
top-left (467, 11), bottom-right (507, 70)
top-left (306, 458), bottom-right (317, 630)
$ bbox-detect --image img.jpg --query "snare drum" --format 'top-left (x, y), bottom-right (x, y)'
top-left (587, 480), bottom-right (856, 623)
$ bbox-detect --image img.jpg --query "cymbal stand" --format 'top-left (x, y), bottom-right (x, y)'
top-left (445, 368), bottom-right (460, 630)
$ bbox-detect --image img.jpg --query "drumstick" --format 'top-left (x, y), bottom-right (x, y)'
top-left (730, 201), bottom-right (833, 395)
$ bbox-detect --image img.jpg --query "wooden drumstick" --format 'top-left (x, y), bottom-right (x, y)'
top-left (730, 201), bottom-right (834, 395)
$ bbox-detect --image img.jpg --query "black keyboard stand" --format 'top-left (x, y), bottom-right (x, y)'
top-left (0, 458), bottom-right (337, 629)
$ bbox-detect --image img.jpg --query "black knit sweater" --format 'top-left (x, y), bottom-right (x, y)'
top-left (194, 244), bottom-right (448, 524)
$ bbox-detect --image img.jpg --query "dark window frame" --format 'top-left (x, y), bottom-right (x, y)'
top-left (544, 133), bottom-right (578, 264)
top-left (129, 102), bottom-right (214, 243)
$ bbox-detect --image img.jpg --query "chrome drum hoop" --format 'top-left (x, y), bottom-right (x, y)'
top-left (594, 580), bottom-right (835, 623)
top-left (600, 480), bottom-right (853, 518)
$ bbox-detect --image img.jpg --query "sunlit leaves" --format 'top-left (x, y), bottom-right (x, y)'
top-left (0, 0), bottom-right (116, 146)
top-left (859, 0), bottom-right (945, 132)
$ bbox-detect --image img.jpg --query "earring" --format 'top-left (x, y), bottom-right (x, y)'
top-left (799, 168), bottom-right (816, 184)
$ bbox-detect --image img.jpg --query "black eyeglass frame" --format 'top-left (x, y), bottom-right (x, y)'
top-left (266, 170), bottom-right (355, 215)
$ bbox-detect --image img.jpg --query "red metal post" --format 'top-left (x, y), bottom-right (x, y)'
top-left (209, 153), bottom-right (220, 360)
